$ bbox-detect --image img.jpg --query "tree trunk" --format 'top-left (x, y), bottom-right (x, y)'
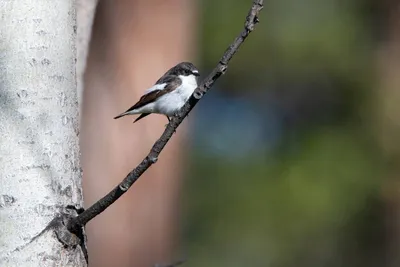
top-left (0, 1), bottom-right (85, 265)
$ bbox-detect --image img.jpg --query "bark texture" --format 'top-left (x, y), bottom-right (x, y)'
top-left (0, 1), bottom-right (84, 266)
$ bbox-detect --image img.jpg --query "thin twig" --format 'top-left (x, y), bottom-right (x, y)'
top-left (67, 0), bottom-right (264, 234)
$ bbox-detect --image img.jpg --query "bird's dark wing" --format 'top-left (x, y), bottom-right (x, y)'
top-left (155, 73), bottom-right (182, 85)
top-left (129, 75), bottom-right (182, 110)
top-left (113, 75), bottom-right (182, 120)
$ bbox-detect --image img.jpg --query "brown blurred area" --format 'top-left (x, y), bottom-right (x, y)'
top-left (377, 1), bottom-right (400, 267)
top-left (80, 0), bottom-right (196, 266)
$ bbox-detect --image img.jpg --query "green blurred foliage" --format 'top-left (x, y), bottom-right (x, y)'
top-left (201, 0), bottom-right (374, 89)
top-left (183, 0), bottom-right (386, 266)
top-left (183, 127), bottom-right (383, 266)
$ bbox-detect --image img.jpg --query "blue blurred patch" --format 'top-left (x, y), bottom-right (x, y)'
top-left (189, 87), bottom-right (283, 159)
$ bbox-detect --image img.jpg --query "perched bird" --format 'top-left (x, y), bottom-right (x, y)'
top-left (114, 62), bottom-right (200, 123)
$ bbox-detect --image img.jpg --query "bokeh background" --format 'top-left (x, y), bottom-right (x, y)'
top-left (80, 0), bottom-right (400, 266)
top-left (181, 0), bottom-right (400, 266)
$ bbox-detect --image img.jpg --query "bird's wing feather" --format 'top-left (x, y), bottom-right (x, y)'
top-left (145, 83), bottom-right (166, 94)
top-left (117, 75), bottom-right (182, 116)
top-left (155, 74), bottom-right (182, 86)
top-left (144, 74), bottom-right (182, 93)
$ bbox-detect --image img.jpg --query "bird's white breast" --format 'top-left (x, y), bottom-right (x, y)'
top-left (178, 74), bottom-right (198, 100)
top-left (154, 74), bottom-right (198, 116)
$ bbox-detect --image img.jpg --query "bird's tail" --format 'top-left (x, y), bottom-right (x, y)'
top-left (114, 111), bottom-right (150, 122)
top-left (133, 113), bottom-right (150, 123)
top-left (114, 112), bottom-right (128, 119)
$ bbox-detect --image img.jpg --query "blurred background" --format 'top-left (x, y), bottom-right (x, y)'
top-left (182, 0), bottom-right (400, 267)
top-left (80, 0), bottom-right (400, 266)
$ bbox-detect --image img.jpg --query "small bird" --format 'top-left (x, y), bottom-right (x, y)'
top-left (114, 62), bottom-right (200, 123)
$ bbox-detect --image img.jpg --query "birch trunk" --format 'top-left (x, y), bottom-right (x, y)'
top-left (0, 1), bottom-right (85, 266)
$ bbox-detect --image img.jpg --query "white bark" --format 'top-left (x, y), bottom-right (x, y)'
top-left (76, 0), bottom-right (97, 104)
top-left (0, 1), bottom-right (85, 266)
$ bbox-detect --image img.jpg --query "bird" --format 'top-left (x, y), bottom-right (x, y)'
top-left (114, 62), bottom-right (200, 123)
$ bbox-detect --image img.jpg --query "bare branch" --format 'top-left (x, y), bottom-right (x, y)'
top-left (67, 0), bottom-right (264, 234)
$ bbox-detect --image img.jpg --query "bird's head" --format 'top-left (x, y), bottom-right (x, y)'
top-left (171, 62), bottom-right (200, 77)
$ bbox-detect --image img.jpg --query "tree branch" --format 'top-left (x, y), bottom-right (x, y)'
top-left (67, 0), bottom-right (264, 234)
